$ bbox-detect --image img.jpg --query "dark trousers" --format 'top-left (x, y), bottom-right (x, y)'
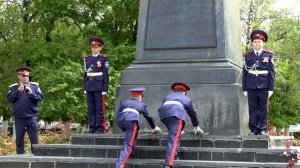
top-left (15, 116), bottom-right (38, 154)
top-left (87, 91), bottom-right (104, 132)
top-left (162, 117), bottom-right (184, 167)
top-left (116, 121), bottom-right (138, 168)
top-left (248, 89), bottom-right (268, 133)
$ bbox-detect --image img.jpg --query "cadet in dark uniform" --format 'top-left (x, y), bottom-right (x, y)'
top-left (7, 67), bottom-right (43, 154)
top-left (158, 82), bottom-right (203, 168)
top-left (83, 37), bottom-right (109, 133)
top-left (242, 30), bottom-right (275, 135)
top-left (115, 87), bottom-right (161, 168)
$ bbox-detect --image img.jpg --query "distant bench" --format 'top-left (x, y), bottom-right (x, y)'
top-left (289, 124), bottom-right (300, 135)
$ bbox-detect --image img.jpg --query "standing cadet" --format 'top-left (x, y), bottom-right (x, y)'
top-left (115, 87), bottom-right (161, 168)
top-left (7, 67), bottom-right (43, 154)
top-left (83, 37), bottom-right (109, 133)
top-left (158, 82), bottom-right (203, 168)
top-left (243, 30), bottom-right (275, 135)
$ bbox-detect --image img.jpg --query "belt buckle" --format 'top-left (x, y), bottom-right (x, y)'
top-left (88, 72), bottom-right (94, 77)
top-left (253, 70), bottom-right (259, 76)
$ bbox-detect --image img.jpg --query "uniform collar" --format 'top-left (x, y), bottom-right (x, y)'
top-left (253, 49), bottom-right (263, 55)
top-left (92, 53), bottom-right (99, 57)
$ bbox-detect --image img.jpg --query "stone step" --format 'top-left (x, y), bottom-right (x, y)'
top-left (0, 155), bottom-right (293, 168)
top-left (71, 134), bottom-right (294, 149)
top-left (33, 144), bottom-right (290, 163)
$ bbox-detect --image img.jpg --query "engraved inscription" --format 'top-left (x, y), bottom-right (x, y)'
top-left (145, 0), bottom-right (216, 49)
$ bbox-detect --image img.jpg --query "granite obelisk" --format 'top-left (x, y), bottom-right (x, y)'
top-left (113, 0), bottom-right (248, 135)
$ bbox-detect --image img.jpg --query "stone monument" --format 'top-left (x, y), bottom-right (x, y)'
top-left (113, 0), bottom-right (248, 135)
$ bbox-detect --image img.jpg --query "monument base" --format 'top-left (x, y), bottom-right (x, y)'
top-left (113, 61), bottom-right (248, 135)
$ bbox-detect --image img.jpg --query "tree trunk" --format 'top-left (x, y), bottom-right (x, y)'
top-left (245, 0), bottom-right (254, 51)
top-left (45, 17), bottom-right (56, 42)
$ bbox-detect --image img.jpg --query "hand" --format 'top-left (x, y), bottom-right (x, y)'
top-left (268, 91), bottom-right (273, 98)
top-left (83, 90), bottom-right (87, 95)
top-left (18, 85), bottom-right (24, 92)
top-left (243, 91), bottom-right (248, 96)
top-left (193, 126), bottom-right (204, 135)
top-left (25, 87), bottom-right (32, 94)
top-left (102, 92), bottom-right (107, 96)
top-left (152, 126), bottom-right (161, 133)
top-left (181, 130), bottom-right (185, 135)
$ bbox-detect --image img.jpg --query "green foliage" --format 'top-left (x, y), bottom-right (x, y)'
top-left (98, 0), bottom-right (139, 45)
top-left (269, 59), bottom-right (300, 128)
top-left (0, 0), bottom-right (137, 125)
top-left (269, 18), bottom-right (300, 61)
top-left (267, 17), bottom-right (300, 128)
top-left (36, 61), bottom-right (86, 123)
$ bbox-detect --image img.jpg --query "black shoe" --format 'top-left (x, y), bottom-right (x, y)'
top-left (259, 131), bottom-right (267, 135)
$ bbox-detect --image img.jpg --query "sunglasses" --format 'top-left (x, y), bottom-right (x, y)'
top-left (19, 74), bottom-right (30, 77)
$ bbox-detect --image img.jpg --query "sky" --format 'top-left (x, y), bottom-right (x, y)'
top-left (273, 0), bottom-right (300, 15)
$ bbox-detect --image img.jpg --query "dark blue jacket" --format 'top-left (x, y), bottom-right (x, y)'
top-left (116, 98), bottom-right (156, 130)
top-left (242, 50), bottom-right (275, 91)
top-left (158, 92), bottom-right (199, 127)
top-left (7, 82), bottom-right (43, 119)
top-left (83, 54), bottom-right (109, 92)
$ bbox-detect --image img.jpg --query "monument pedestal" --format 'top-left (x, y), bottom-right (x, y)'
top-left (113, 61), bottom-right (248, 135)
top-left (113, 0), bottom-right (248, 135)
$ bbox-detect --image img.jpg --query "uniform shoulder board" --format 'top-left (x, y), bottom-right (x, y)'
top-left (264, 50), bottom-right (273, 54)
top-left (30, 82), bottom-right (39, 85)
top-left (244, 50), bottom-right (253, 57)
top-left (9, 83), bottom-right (18, 88)
top-left (101, 54), bottom-right (108, 58)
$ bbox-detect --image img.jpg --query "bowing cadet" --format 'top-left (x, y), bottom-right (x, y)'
top-left (242, 29), bottom-right (275, 135)
top-left (158, 82), bottom-right (203, 168)
top-left (83, 37), bottom-right (109, 133)
top-left (115, 87), bottom-right (161, 168)
top-left (7, 67), bottom-right (43, 154)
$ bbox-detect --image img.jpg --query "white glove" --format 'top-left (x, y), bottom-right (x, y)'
top-left (84, 90), bottom-right (87, 95)
top-left (243, 91), bottom-right (248, 96)
top-left (193, 126), bottom-right (204, 135)
top-left (102, 92), bottom-right (107, 95)
top-left (268, 91), bottom-right (273, 98)
top-left (181, 130), bottom-right (185, 135)
top-left (152, 126), bottom-right (161, 133)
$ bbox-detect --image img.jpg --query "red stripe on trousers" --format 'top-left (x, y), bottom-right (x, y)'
top-left (102, 95), bottom-right (106, 129)
top-left (120, 121), bottom-right (138, 168)
top-left (168, 119), bottom-right (183, 166)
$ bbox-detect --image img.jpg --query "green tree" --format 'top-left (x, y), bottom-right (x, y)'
top-left (0, 0), bottom-right (138, 126)
top-left (269, 59), bottom-right (300, 128)
top-left (268, 17), bottom-right (300, 128)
